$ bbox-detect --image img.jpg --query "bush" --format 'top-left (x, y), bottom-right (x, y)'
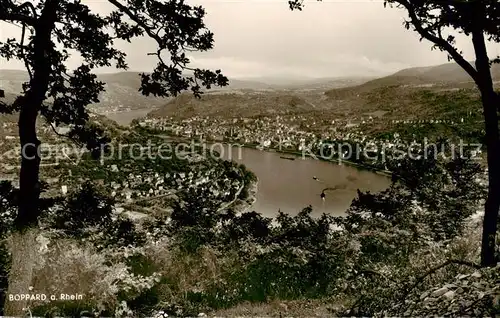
top-left (49, 182), bottom-right (114, 238)
top-left (0, 181), bottom-right (17, 315)
top-left (4, 139), bottom-right (491, 317)
top-left (31, 239), bottom-right (161, 316)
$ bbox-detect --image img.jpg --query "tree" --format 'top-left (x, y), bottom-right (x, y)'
top-left (341, 147), bottom-right (485, 268)
top-left (0, 0), bottom-right (228, 314)
top-left (50, 181), bottom-right (114, 237)
top-left (289, 0), bottom-right (500, 267)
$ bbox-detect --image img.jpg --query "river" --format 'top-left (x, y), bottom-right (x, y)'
top-left (104, 109), bottom-right (152, 126)
top-left (104, 111), bottom-right (391, 218)
top-left (216, 144), bottom-right (391, 218)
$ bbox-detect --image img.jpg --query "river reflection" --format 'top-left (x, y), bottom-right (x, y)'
top-left (217, 144), bottom-right (391, 218)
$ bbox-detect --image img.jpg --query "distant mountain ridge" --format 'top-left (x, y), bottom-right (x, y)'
top-left (326, 62), bottom-right (500, 96)
top-left (0, 70), bottom-right (168, 113)
top-left (150, 61), bottom-right (497, 120)
top-left (0, 69), bottom-right (371, 115)
top-left (391, 62), bottom-right (500, 82)
top-left (148, 92), bottom-right (319, 119)
top-left (220, 76), bottom-right (373, 91)
top-left (2, 61), bottom-right (498, 122)
top-left (315, 61), bottom-right (500, 121)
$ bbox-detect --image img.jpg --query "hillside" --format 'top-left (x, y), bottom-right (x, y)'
top-left (148, 92), bottom-right (319, 119)
top-left (221, 76), bottom-right (373, 91)
top-left (0, 70), bottom-right (168, 113)
top-left (391, 62), bottom-right (500, 82)
top-left (316, 61), bottom-right (500, 119)
top-left (2, 62), bottom-right (497, 123)
top-left (0, 70), bottom-right (371, 117)
top-left (325, 62), bottom-right (500, 99)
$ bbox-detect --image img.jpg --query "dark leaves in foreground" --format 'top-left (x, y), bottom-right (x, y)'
top-left (51, 182), bottom-right (114, 236)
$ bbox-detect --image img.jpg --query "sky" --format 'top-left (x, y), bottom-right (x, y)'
top-left (1, 0), bottom-right (499, 79)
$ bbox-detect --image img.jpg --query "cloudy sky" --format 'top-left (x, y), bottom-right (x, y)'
top-left (1, 0), bottom-right (499, 79)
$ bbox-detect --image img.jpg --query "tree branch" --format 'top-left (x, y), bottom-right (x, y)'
top-left (16, 1), bottom-right (38, 19)
top-left (49, 122), bottom-right (70, 139)
top-left (17, 1), bottom-right (37, 81)
top-left (20, 23), bottom-right (33, 80)
top-left (107, 0), bottom-right (164, 46)
top-left (0, 12), bottom-right (36, 25)
top-left (395, 0), bottom-right (479, 83)
top-left (0, 1), bottom-right (37, 26)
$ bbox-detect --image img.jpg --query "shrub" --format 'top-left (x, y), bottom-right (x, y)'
top-left (31, 239), bottom-right (161, 316)
top-left (49, 182), bottom-right (114, 238)
top-left (0, 181), bottom-right (16, 315)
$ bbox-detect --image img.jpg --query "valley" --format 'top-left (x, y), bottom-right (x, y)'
top-left (0, 60), bottom-right (496, 317)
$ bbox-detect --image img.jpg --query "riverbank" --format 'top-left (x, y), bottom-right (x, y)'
top-left (157, 134), bottom-right (392, 177)
top-left (232, 178), bottom-right (259, 215)
top-left (152, 134), bottom-right (391, 217)
top-left (218, 178), bottom-right (259, 215)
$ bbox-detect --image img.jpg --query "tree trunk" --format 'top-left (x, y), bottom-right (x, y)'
top-left (3, 96), bottom-right (43, 316)
top-left (12, 0), bottom-right (58, 229)
top-left (471, 22), bottom-right (500, 267)
top-left (479, 90), bottom-right (500, 267)
top-left (4, 1), bottom-right (60, 315)
top-left (4, 95), bottom-right (44, 314)
top-left (14, 99), bottom-right (42, 230)
top-left (2, 230), bottom-right (39, 316)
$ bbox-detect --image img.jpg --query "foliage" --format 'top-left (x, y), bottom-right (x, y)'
top-left (0, 181), bottom-right (17, 315)
top-left (49, 182), bottom-right (114, 236)
top-left (384, 89), bottom-right (485, 144)
top-left (11, 150), bottom-right (494, 317)
top-left (0, 0), bottom-right (229, 128)
top-left (31, 239), bottom-right (161, 317)
top-left (44, 182), bottom-right (147, 253)
top-left (0, 123), bottom-right (494, 317)
top-left (346, 147), bottom-right (485, 245)
top-left (103, 218), bottom-right (147, 249)
top-left (389, 265), bottom-right (500, 316)
top-left (0, 117), bottom-right (493, 317)
top-left (140, 145), bottom-right (492, 316)
top-left (290, 0), bottom-right (500, 269)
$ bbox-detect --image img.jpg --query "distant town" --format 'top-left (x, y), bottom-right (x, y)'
top-left (137, 111), bottom-right (484, 169)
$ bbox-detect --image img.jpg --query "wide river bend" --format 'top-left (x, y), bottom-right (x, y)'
top-left (216, 144), bottom-right (390, 218)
